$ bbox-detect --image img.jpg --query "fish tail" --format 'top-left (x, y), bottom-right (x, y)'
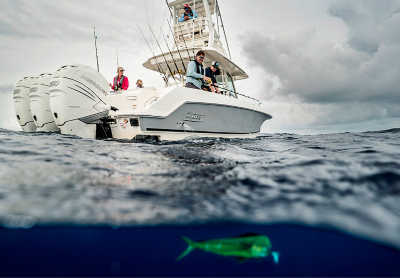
top-left (272, 252), bottom-right (280, 264)
top-left (176, 236), bottom-right (196, 261)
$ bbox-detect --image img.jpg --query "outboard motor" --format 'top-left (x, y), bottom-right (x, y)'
top-left (30, 73), bottom-right (60, 132)
top-left (13, 76), bottom-right (37, 132)
top-left (49, 64), bottom-right (112, 138)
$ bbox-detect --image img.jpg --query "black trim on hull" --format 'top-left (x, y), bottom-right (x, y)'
top-left (145, 128), bottom-right (260, 134)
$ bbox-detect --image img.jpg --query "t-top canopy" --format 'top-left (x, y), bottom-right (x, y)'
top-left (168, 0), bottom-right (216, 18)
top-left (142, 47), bottom-right (249, 81)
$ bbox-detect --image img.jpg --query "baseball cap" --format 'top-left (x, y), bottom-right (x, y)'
top-left (183, 4), bottom-right (190, 8)
top-left (212, 61), bottom-right (219, 68)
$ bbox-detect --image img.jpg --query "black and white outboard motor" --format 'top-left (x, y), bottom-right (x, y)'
top-left (30, 73), bottom-right (60, 133)
top-left (49, 64), bottom-right (114, 138)
top-left (13, 76), bottom-right (37, 132)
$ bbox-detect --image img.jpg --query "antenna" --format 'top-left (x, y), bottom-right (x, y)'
top-left (93, 27), bottom-right (100, 72)
top-left (116, 49), bottom-right (119, 68)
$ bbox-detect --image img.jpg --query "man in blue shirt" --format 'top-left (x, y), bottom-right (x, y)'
top-left (179, 4), bottom-right (198, 22)
top-left (185, 50), bottom-right (211, 90)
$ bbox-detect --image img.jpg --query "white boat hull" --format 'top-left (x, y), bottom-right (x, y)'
top-left (109, 86), bottom-right (272, 140)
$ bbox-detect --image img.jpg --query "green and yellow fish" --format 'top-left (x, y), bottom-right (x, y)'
top-left (176, 233), bottom-right (280, 263)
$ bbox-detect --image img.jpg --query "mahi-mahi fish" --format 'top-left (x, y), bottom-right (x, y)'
top-left (176, 232), bottom-right (280, 263)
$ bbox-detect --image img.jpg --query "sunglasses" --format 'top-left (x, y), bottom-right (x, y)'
top-left (184, 7), bottom-right (190, 9)
top-left (198, 56), bottom-right (204, 59)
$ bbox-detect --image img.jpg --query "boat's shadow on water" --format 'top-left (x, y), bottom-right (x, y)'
top-left (1, 224), bottom-right (400, 277)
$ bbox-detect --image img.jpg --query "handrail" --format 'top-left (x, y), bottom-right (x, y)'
top-left (173, 18), bottom-right (227, 55)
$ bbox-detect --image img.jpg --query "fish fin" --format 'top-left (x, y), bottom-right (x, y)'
top-left (272, 252), bottom-right (280, 264)
top-left (176, 236), bottom-right (196, 261)
top-left (234, 232), bottom-right (260, 238)
top-left (235, 257), bottom-right (249, 263)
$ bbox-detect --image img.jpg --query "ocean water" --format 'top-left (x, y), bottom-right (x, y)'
top-left (1, 127), bottom-right (400, 276)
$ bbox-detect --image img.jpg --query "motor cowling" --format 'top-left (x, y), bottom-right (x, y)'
top-left (13, 76), bottom-right (37, 132)
top-left (29, 73), bottom-right (61, 133)
top-left (49, 64), bottom-right (111, 138)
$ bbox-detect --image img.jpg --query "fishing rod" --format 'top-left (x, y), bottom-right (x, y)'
top-left (116, 49), bottom-right (119, 67)
top-left (159, 27), bottom-right (183, 78)
top-left (137, 23), bottom-right (170, 86)
top-left (208, 84), bottom-right (260, 102)
top-left (148, 25), bottom-right (177, 84)
top-left (165, 0), bottom-right (194, 60)
top-left (93, 27), bottom-right (99, 72)
top-left (166, 19), bottom-right (187, 74)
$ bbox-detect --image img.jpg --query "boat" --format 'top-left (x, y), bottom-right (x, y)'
top-left (13, 0), bottom-right (272, 141)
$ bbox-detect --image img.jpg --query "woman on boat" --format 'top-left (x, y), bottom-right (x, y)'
top-left (109, 67), bottom-right (129, 91)
top-left (185, 50), bottom-right (211, 90)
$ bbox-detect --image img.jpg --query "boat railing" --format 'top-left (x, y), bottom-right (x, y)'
top-left (173, 17), bottom-right (227, 55)
top-left (174, 17), bottom-right (209, 48)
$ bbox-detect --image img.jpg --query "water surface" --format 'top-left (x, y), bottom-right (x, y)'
top-left (1, 128), bottom-right (400, 276)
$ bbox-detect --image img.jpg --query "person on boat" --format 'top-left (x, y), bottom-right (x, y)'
top-left (136, 79), bottom-right (143, 89)
top-left (203, 61), bottom-right (221, 94)
top-left (185, 50), bottom-right (211, 90)
top-left (179, 4), bottom-right (198, 22)
top-left (109, 67), bottom-right (129, 91)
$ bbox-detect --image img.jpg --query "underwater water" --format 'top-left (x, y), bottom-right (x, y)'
top-left (1, 127), bottom-right (400, 276)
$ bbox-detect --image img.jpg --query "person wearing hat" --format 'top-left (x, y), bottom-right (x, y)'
top-left (136, 79), bottom-right (143, 89)
top-left (185, 50), bottom-right (211, 90)
top-left (179, 4), bottom-right (198, 22)
top-left (203, 61), bottom-right (221, 94)
top-left (109, 67), bottom-right (129, 91)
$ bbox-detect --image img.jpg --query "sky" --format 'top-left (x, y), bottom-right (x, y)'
top-left (0, 0), bottom-right (399, 134)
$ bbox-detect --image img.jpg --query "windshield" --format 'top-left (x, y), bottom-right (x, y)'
top-left (226, 73), bottom-right (237, 98)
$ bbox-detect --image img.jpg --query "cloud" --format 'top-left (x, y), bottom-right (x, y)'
top-left (242, 28), bottom-right (400, 104)
top-left (240, 0), bottom-right (400, 127)
top-left (0, 0), bottom-right (165, 45)
top-left (0, 84), bottom-right (14, 94)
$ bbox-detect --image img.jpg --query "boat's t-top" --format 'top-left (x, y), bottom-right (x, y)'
top-left (143, 0), bottom-right (249, 97)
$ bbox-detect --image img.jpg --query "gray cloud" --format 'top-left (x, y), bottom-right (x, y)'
top-left (240, 0), bottom-right (400, 127)
top-left (241, 3), bottom-right (400, 104)
top-left (0, 84), bottom-right (14, 94)
top-left (327, 0), bottom-right (400, 54)
top-left (0, 0), bottom-right (165, 45)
